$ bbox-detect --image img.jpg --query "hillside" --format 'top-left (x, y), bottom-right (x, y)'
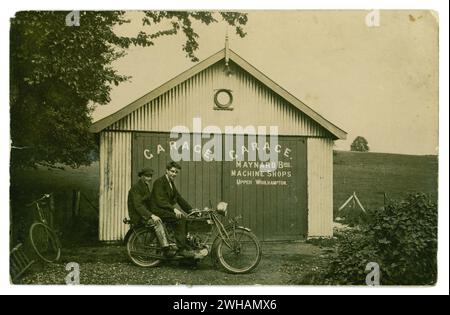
top-left (333, 151), bottom-right (438, 214)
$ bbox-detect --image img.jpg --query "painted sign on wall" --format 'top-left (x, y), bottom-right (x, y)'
top-left (132, 132), bottom-right (307, 240)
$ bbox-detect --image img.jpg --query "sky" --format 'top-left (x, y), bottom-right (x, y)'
top-left (93, 10), bottom-right (438, 156)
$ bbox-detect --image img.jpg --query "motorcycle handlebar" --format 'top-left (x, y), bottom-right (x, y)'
top-left (187, 208), bottom-right (214, 218)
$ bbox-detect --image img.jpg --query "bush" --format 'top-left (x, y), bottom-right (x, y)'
top-left (337, 206), bottom-right (368, 227)
top-left (306, 237), bottom-right (338, 248)
top-left (321, 193), bottom-right (437, 285)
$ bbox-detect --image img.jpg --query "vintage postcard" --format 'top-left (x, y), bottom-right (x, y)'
top-left (9, 10), bottom-right (440, 289)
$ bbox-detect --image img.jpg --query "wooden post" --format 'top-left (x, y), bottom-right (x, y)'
top-left (339, 194), bottom-right (354, 211)
top-left (353, 193), bottom-right (366, 213)
top-left (339, 192), bottom-right (366, 213)
top-left (72, 190), bottom-right (81, 218)
top-left (383, 192), bottom-right (388, 208)
top-left (48, 193), bottom-right (55, 228)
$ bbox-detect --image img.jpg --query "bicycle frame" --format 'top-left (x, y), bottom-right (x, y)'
top-left (27, 193), bottom-right (61, 263)
top-left (35, 203), bottom-right (46, 224)
top-left (27, 194), bottom-right (53, 224)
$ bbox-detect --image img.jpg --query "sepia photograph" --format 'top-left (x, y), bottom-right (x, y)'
top-left (6, 7), bottom-right (445, 290)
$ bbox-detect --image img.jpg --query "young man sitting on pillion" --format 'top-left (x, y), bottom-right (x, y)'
top-left (127, 167), bottom-right (170, 252)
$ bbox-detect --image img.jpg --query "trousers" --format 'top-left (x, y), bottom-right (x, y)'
top-left (164, 218), bottom-right (189, 250)
top-left (152, 220), bottom-right (170, 248)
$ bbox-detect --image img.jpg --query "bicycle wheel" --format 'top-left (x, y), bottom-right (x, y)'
top-left (215, 227), bottom-right (262, 274)
top-left (29, 222), bottom-right (61, 263)
top-left (127, 227), bottom-right (162, 267)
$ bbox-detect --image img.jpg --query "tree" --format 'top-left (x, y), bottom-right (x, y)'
top-left (350, 136), bottom-right (370, 152)
top-left (10, 11), bottom-right (248, 169)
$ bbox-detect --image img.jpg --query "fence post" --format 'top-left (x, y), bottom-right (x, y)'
top-left (72, 190), bottom-right (81, 219)
top-left (48, 193), bottom-right (56, 228)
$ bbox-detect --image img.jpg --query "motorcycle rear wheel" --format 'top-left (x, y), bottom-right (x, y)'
top-left (215, 227), bottom-right (262, 274)
top-left (127, 227), bottom-right (161, 267)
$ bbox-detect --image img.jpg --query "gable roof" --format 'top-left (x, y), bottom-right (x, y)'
top-left (90, 49), bottom-right (347, 140)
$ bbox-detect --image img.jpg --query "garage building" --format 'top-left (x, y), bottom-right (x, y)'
top-left (90, 48), bottom-right (347, 241)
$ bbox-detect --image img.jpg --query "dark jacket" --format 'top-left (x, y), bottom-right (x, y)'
top-left (150, 175), bottom-right (192, 219)
top-left (127, 179), bottom-right (153, 225)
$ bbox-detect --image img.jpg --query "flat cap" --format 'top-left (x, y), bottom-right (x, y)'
top-left (138, 167), bottom-right (154, 177)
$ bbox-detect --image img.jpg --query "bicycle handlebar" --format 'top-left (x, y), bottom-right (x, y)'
top-left (26, 193), bottom-right (52, 207)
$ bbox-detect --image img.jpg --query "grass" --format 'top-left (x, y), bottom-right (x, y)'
top-left (333, 151), bottom-right (438, 216)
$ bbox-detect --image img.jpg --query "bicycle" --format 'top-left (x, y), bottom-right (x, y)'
top-left (125, 202), bottom-right (262, 274)
top-left (27, 194), bottom-right (61, 263)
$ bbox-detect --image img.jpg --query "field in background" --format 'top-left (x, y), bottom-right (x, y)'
top-left (333, 151), bottom-right (438, 216)
top-left (10, 152), bottom-right (438, 244)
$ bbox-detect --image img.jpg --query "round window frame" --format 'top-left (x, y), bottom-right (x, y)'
top-left (214, 89), bottom-right (233, 109)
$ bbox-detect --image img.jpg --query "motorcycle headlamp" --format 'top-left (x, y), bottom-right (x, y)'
top-left (216, 202), bottom-right (228, 216)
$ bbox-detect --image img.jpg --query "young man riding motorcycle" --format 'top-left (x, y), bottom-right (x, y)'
top-left (149, 161), bottom-right (203, 258)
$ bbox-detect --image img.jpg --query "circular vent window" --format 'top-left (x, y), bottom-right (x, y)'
top-left (214, 89), bottom-right (233, 109)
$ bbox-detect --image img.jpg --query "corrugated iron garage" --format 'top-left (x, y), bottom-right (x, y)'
top-left (90, 47), bottom-right (347, 242)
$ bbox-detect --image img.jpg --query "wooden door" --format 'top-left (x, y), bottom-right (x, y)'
top-left (222, 135), bottom-right (308, 240)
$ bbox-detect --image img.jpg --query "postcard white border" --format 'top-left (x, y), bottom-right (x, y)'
top-left (1, 0), bottom-right (448, 296)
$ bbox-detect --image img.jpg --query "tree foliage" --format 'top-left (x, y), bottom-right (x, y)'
top-left (350, 136), bottom-right (370, 152)
top-left (10, 11), bottom-right (248, 169)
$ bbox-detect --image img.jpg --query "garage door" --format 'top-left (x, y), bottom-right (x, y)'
top-left (222, 135), bottom-right (308, 240)
top-left (132, 132), bottom-right (307, 241)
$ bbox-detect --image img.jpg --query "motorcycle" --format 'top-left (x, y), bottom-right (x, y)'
top-left (124, 202), bottom-right (262, 274)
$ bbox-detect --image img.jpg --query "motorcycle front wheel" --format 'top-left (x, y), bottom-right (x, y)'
top-left (127, 227), bottom-right (161, 267)
top-left (214, 227), bottom-right (262, 274)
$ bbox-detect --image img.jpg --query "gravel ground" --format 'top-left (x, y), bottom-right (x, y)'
top-left (17, 242), bottom-right (324, 285)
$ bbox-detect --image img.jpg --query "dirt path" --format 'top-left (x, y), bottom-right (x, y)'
top-left (18, 242), bottom-right (323, 285)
